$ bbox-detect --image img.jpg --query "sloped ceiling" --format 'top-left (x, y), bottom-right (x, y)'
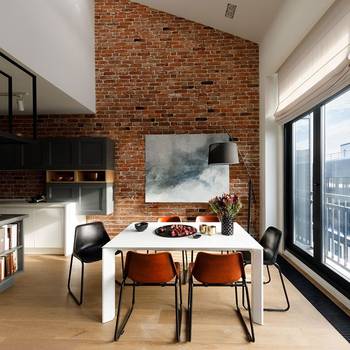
top-left (132, 0), bottom-right (283, 43)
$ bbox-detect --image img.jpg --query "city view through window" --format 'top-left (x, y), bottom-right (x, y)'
top-left (293, 88), bottom-right (350, 281)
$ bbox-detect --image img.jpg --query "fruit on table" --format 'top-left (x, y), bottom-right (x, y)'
top-left (159, 224), bottom-right (196, 237)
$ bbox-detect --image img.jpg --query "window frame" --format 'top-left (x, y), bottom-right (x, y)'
top-left (284, 85), bottom-right (350, 299)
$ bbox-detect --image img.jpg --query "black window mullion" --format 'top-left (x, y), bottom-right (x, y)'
top-left (284, 123), bottom-right (294, 248)
top-left (313, 107), bottom-right (322, 263)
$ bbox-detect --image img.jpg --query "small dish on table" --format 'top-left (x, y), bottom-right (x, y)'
top-left (135, 222), bottom-right (148, 232)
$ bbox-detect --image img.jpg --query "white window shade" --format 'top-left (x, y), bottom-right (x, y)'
top-left (275, 0), bottom-right (350, 124)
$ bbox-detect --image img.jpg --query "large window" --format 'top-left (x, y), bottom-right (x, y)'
top-left (285, 86), bottom-right (350, 297)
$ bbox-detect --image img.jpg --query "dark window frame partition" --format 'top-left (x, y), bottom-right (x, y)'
top-left (284, 85), bottom-right (350, 299)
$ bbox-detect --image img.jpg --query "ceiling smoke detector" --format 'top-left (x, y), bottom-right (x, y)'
top-left (225, 3), bottom-right (237, 19)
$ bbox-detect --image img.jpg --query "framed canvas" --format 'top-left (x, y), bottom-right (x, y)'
top-left (145, 133), bottom-right (229, 202)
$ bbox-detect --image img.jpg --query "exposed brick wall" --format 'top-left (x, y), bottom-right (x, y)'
top-left (0, 0), bottom-right (259, 236)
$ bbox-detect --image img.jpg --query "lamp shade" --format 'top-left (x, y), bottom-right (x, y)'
top-left (208, 142), bottom-right (239, 165)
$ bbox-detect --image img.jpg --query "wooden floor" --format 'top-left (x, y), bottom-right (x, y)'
top-left (0, 254), bottom-right (348, 350)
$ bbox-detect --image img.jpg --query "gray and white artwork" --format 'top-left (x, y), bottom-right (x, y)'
top-left (145, 134), bottom-right (229, 202)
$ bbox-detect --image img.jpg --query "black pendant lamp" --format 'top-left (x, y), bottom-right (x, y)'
top-left (208, 135), bottom-right (254, 234)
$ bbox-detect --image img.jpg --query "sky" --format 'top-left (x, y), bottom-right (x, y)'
top-left (294, 88), bottom-right (350, 158)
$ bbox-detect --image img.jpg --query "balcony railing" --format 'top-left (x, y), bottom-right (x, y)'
top-left (324, 192), bottom-right (350, 279)
top-left (294, 178), bottom-right (350, 281)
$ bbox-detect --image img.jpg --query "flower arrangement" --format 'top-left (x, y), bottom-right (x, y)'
top-left (209, 193), bottom-right (242, 219)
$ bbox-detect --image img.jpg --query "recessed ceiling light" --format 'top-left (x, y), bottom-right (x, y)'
top-left (225, 3), bottom-right (237, 19)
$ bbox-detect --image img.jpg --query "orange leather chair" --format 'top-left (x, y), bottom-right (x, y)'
top-left (114, 252), bottom-right (182, 342)
top-left (188, 252), bottom-right (255, 342)
top-left (195, 215), bottom-right (220, 222)
top-left (158, 216), bottom-right (181, 223)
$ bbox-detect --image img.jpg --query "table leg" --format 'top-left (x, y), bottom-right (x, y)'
top-left (102, 248), bottom-right (116, 323)
top-left (251, 249), bottom-right (264, 325)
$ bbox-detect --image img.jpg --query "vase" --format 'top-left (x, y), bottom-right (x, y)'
top-left (221, 214), bottom-right (234, 235)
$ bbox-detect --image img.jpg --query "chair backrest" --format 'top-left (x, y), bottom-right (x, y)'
top-left (191, 252), bottom-right (245, 284)
top-left (73, 222), bottom-right (110, 255)
top-left (195, 215), bottom-right (219, 223)
top-left (125, 251), bottom-right (178, 283)
top-left (259, 226), bottom-right (282, 264)
top-left (157, 216), bottom-right (181, 222)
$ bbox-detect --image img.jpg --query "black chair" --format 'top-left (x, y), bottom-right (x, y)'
top-left (242, 226), bottom-right (290, 312)
top-left (68, 222), bottom-right (124, 305)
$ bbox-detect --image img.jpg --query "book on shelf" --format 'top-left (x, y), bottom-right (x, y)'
top-left (1, 224), bottom-right (18, 251)
top-left (2, 252), bottom-right (18, 278)
top-left (12, 251), bottom-right (17, 274)
top-left (0, 227), bottom-right (5, 253)
top-left (3, 225), bottom-right (9, 251)
top-left (9, 224), bottom-right (18, 248)
top-left (0, 256), bottom-right (5, 281)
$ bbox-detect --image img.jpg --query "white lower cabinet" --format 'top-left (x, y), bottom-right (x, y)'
top-left (0, 202), bottom-right (85, 255)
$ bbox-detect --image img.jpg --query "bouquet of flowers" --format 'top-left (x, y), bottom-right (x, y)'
top-left (209, 193), bottom-right (242, 219)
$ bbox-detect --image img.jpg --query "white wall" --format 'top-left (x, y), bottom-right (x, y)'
top-left (0, 0), bottom-right (95, 113)
top-left (259, 0), bottom-right (336, 232)
top-left (259, 0), bottom-right (350, 308)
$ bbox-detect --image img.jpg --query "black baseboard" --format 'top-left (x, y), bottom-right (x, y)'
top-left (278, 255), bottom-right (350, 343)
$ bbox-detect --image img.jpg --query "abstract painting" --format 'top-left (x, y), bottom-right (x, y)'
top-left (145, 134), bottom-right (229, 202)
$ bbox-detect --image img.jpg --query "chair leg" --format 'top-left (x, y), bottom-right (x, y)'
top-left (179, 276), bottom-right (183, 306)
top-left (235, 283), bottom-right (255, 342)
top-left (182, 251), bottom-right (188, 284)
top-left (191, 250), bottom-right (194, 263)
top-left (264, 263), bottom-right (290, 312)
top-left (114, 281), bottom-right (136, 341)
top-left (187, 277), bottom-right (193, 342)
top-left (67, 255), bottom-right (84, 305)
top-left (120, 251), bottom-right (125, 274)
top-left (175, 277), bottom-right (181, 342)
top-left (265, 265), bottom-right (271, 284)
top-left (115, 251), bottom-right (125, 286)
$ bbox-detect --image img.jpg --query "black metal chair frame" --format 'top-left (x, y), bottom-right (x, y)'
top-left (187, 276), bottom-right (255, 343)
top-left (242, 262), bottom-right (290, 312)
top-left (114, 277), bottom-right (182, 342)
top-left (68, 250), bottom-right (124, 305)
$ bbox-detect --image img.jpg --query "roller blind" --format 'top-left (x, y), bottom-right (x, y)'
top-left (275, 0), bottom-right (350, 124)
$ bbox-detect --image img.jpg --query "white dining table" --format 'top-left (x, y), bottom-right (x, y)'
top-left (102, 221), bottom-right (264, 325)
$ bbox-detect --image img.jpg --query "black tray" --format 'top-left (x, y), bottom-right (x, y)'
top-left (154, 224), bottom-right (197, 238)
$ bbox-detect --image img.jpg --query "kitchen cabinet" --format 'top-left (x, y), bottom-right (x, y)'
top-left (76, 138), bottom-right (114, 169)
top-left (46, 182), bottom-right (113, 215)
top-left (0, 143), bottom-right (23, 169)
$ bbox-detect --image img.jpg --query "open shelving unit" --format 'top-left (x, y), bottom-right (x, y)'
top-left (46, 170), bottom-right (114, 183)
top-left (0, 219), bottom-right (24, 293)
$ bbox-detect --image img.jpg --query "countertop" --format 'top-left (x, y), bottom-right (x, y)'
top-left (0, 200), bottom-right (76, 208)
top-left (0, 214), bottom-right (28, 226)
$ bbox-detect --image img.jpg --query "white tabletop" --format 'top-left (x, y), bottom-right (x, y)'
top-left (104, 222), bottom-right (262, 251)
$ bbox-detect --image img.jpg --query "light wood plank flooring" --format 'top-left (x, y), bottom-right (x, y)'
top-left (0, 255), bottom-right (348, 350)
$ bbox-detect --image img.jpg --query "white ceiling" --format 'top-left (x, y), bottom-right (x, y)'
top-left (132, 0), bottom-right (284, 43)
top-left (0, 52), bottom-right (93, 115)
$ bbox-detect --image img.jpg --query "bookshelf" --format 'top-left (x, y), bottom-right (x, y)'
top-left (0, 215), bottom-right (26, 293)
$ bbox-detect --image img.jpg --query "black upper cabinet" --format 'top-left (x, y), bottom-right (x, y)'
top-left (0, 144), bottom-right (23, 170)
top-left (76, 138), bottom-right (114, 169)
top-left (46, 137), bottom-right (114, 170)
top-left (23, 142), bottom-right (45, 169)
top-left (45, 138), bottom-right (76, 169)
top-left (0, 137), bottom-right (114, 171)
